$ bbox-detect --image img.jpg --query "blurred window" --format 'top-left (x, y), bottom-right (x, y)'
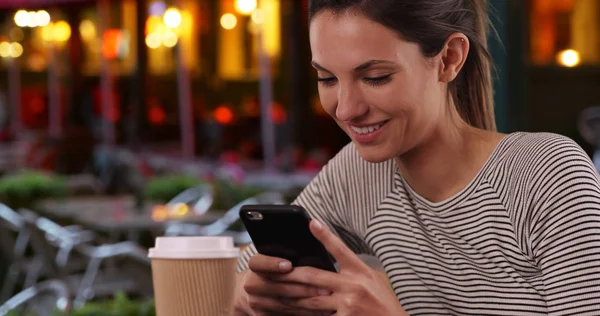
top-left (217, 0), bottom-right (281, 80)
top-left (80, 0), bottom-right (136, 76)
top-left (530, 0), bottom-right (600, 67)
top-left (146, 0), bottom-right (201, 75)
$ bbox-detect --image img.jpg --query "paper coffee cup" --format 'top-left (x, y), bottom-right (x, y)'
top-left (149, 236), bottom-right (240, 316)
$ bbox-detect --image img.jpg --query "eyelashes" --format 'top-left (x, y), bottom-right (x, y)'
top-left (316, 74), bottom-right (393, 87)
top-left (364, 74), bottom-right (392, 86)
top-left (316, 77), bottom-right (337, 87)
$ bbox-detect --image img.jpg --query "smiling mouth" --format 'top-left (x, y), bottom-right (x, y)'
top-left (349, 121), bottom-right (388, 135)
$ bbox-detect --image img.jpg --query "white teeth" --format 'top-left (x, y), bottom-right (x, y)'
top-left (351, 123), bottom-right (384, 135)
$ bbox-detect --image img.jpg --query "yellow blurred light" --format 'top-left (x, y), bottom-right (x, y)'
top-left (235, 0), bottom-right (257, 15)
top-left (14, 10), bottom-right (29, 27)
top-left (53, 21), bottom-right (71, 42)
top-left (145, 16), bottom-right (162, 35)
top-left (9, 27), bottom-right (24, 42)
top-left (145, 33), bottom-right (161, 49)
top-left (41, 23), bottom-right (54, 41)
top-left (251, 9), bottom-right (265, 24)
top-left (220, 13), bottom-right (237, 30)
top-left (0, 42), bottom-right (11, 58)
top-left (162, 30), bottom-right (178, 47)
top-left (172, 203), bottom-right (189, 217)
top-left (10, 42), bottom-right (23, 58)
top-left (163, 8), bottom-right (182, 28)
top-left (26, 12), bottom-right (37, 28)
top-left (79, 20), bottom-right (96, 41)
top-left (557, 49), bottom-right (580, 67)
top-left (36, 10), bottom-right (51, 27)
top-left (260, 0), bottom-right (281, 58)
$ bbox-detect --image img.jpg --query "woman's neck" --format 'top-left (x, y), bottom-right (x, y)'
top-left (394, 119), bottom-right (503, 203)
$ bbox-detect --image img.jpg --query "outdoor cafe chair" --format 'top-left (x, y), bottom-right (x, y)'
top-left (6, 211), bottom-right (96, 294)
top-left (0, 203), bottom-right (30, 303)
top-left (0, 204), bottom-right (77, 302)
top-left (166, 183), bottom-right (214, 216)
top-left (163, 191), bottom-right (285, 243)
top-left (0, 279), bottom-right (71, 316)
top-left (19, 209), bottom-right (153, 309)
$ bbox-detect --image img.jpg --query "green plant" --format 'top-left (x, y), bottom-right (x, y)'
top-left (5, 310), bottom-right (36, 316)
top-left (143, 174), bottom-right (205, 203)
top-left (212, 180), bottom-right (263, 211)
top-left (68, 292), bottom-right (155, 316)
top-left (5, 292), bottom-right (156, 316)
top-left (0, 170), bottom-right (68, 209)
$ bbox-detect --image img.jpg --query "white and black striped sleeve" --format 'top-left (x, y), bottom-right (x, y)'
top-left (529, 138), bottom-right (600, 315)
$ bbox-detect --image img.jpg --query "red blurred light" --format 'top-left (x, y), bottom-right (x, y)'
top-left (271, 102), bottom-right (287, 124)
top-left (102, 29), bottom-right (121, 60)
top-left (148, 106), bottom-right (166, 125)
top-left (214, 105), bottom-right (234, 125)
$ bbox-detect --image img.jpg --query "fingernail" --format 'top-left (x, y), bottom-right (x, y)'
top-left (313, 220), bottom-right (323, 230)
top-left (279, 261), bottom-right (291, 270)
top-left (317, 288), bottom-right (330, 296)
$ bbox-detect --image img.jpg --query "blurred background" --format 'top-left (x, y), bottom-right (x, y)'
top-left (0, 0), bottom-right (599, 315)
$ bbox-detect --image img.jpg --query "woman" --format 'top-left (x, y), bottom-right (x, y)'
top-left (234, 0), bottom-right (600, 315)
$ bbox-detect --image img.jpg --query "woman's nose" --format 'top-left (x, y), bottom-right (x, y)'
top-left (335, 86), bottom-right (368, 122)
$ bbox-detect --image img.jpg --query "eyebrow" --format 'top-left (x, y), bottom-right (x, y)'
top-left (311, 59), bottom-right (396, 73)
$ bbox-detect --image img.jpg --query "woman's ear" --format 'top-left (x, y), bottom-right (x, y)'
top-left (438, 33), bottom-right (469, 83)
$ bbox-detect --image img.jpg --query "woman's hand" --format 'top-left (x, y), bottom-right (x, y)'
top-left (233, 253), bottom-right (331, 316)
top-left (270, 220), bottom-right (409, 316)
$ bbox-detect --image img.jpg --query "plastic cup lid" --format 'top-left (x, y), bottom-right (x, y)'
top-left (148, 236), bottom-right (240, 259)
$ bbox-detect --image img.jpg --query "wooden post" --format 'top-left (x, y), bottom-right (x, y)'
top-left (47, 42), bottom-right (61, 138)
top-left (286, 0), bottom-right (311, 150)
top-left (128, 0), bottom-right (148, 149)
top-left (98, 0), bottom-right (115, 146)
top-left (173, 0), bottom-right (195, 159)
top-left (7, 57), bottom-right (21, 136)
top-left (257, 3), bottom-right (276, 171)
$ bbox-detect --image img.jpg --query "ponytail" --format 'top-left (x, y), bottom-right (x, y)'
top-left (450, 0), bottom-right (496, 131)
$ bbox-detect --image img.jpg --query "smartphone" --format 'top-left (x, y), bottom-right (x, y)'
top-left (239, 204), bottom-right (337, 272)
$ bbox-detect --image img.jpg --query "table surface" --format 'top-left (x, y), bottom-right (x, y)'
top-left (38, 196), bottom-right (224, 233)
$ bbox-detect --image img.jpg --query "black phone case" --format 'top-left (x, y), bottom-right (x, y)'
top-left (239, 204), bottom-right (337, 272)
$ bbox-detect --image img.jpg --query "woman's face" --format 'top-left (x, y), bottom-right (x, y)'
top-left (309, 10), bottom-right (448, 163)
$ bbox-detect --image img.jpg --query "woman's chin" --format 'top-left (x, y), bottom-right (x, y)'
top-left (354, 144), bottom-right (397, 163)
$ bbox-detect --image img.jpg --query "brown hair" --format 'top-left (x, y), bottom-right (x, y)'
top-left (308, 0), bottom-right (496, 131)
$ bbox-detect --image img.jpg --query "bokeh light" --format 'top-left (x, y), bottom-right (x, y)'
top-left (251, 9), bottom-right (265, 24)
top-left (149, 1), bottom-right (167, 17)
top-left (163, 8), bottom-right (182, 28)
top-left (220, 13), bottom-right (237, 30)
top-left (26, 12), bottom-right (37, 28)
top-left (557, 49), bottom-right (580, 68)
top-left (9, 28), bottom-right (24, 42)
top-left (14, 10), bottom-right (29, 27)
top-left (145, 33), bottom-right (161, 49)
top-left (10, 42), bottom-right (23, 58)
top-left (162, 30), bottom-right (178, 47)
top-left (235, 0), bottom-right (257, 15)
top-left (0, 42), bottom-right (11, 58)
top-left (79, 20), bottom-right (96, 41)
top-left (36, 10), bottom-right (51, 27)
top-left (214, 105), bottom-right (234, 125)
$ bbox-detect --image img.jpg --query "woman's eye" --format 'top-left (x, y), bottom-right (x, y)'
top-left (317, 77), bottom-right (337, 87)
top-left (364, 74), bottom-right (392, 86)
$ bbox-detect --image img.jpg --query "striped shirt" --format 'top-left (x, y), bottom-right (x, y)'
top-left (237, 132), bottom-right (600, 315)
